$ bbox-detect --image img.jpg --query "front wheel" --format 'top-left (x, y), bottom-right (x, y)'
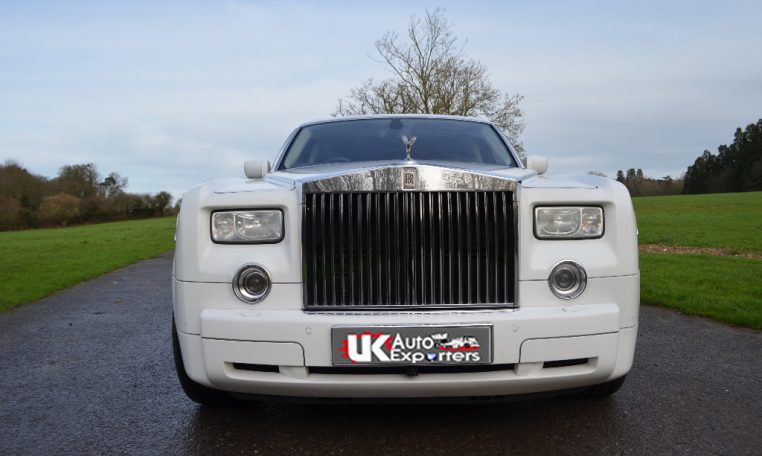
top-left (568, 375), bottom-right (627, 399)
top-left (172, 317), bottom-right (237, 406)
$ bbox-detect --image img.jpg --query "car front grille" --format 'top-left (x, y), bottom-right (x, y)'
top-left (302, 191), bottom-right (515, 310)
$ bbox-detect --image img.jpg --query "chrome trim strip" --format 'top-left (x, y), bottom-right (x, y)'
top-left (513, 195), bottom-right (520, 308)
top-left (301, 163), bottom-right (517, 194)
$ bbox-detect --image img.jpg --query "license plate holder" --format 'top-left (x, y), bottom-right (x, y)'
top-left (331, 325), bottom-right (492, 366)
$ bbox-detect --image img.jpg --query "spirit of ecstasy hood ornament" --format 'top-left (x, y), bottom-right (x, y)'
top-left (401, 135), bottom-right (417, 161)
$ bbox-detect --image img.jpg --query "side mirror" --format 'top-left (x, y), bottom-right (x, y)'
top-left (244, 160), bottom-right (271, 179)
top-left (523, 155), bottom-right (548, 175)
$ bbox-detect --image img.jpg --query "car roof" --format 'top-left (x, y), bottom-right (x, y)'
top-left (297, 114), bottom-right (493, 128)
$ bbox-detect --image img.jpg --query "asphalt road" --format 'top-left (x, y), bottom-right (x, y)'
top-left (1, 254), bottom-right (760, 455)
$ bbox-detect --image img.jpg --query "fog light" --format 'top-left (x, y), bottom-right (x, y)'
top-left (548, 261), bottom-right (587, 299)
top-left (233, 264), bottom-right (271, 303)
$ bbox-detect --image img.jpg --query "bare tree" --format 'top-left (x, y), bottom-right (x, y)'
top-left (335, 8), bottom-right (525, 154)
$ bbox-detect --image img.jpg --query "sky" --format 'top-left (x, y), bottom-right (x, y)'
top-left (1, 0), bottom-right (761, 201)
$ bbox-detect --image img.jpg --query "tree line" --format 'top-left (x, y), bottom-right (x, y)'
top-left (683, 119), bottom-right (762, 194)
top-left (612, 169), bottom-right (684, 197)
top-left (0, 161), bottom-right (177, 231)
top-left (612, 119), bottom-right (761, 197)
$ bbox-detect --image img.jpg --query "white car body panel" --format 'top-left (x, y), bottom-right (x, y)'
top-left (173, 115), bottom-right (639, 399)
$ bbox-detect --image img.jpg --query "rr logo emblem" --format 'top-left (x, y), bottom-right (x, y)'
top-left (403, 168), bottom-right (417, 190)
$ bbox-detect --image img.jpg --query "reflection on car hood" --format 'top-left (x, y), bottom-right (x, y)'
top-left (213, 161), bottom-right (603, 194)
top-left (270, 160), bottom-right (536, 183)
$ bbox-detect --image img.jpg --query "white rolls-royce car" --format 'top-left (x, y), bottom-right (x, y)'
top-left (172, 115), bottom-right (639, 405)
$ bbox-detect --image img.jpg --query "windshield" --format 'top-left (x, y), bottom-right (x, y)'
top-left (279, 118), bottom-right (517, 170)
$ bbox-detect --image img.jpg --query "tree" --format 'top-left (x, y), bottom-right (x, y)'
top-left (98, 172), bottom-right (128, 198)
top-left (37, 193), bottom-right (81, 226)
top-left (334, 8), bottom-right (525, 154)
top-left (616, 167), bottom-right (684, 196)
top-left (0, 160), bottom-right (49, 210)
top-left (55, 163), bottom-right (99, 198)
top-left (152, 191), bottom-right (173, 216)
top-left (684, 119), bottom-right (762, 194)
top-left (625, 168), bottom-right (636, 183)
top-left (0, 195), bottom-right (21, 230)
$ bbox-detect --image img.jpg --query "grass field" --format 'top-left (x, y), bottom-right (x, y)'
top-left (640, 254), bottom-right (762, 329)
top-left (633, 191), bottom-right (762, 254)
top-left (634, 191), bottom-right (762, 329)
top-left (0, 217), bottom-right (176, 312)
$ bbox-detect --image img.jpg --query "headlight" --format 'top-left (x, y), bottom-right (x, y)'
top-left (211, 210), bottom-right (284, 243)
top-left (534, 206), bottom-right (603, 239)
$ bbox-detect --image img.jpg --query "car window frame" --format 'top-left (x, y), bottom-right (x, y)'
top-left (273, 118), bottom-right (522, 171)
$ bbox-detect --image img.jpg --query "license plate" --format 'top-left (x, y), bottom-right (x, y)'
top-left (331, 326), bottom-right (492, 365)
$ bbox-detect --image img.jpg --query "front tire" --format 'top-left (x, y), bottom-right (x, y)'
top-left (172, 317), bottom-right (237, 406)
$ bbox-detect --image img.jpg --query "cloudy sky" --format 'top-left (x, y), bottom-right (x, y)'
top-left (1, 0), bottom-right (760, 200)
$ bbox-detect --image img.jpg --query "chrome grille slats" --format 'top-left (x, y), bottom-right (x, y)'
top-left (302, 190), bottom-right (515, 310)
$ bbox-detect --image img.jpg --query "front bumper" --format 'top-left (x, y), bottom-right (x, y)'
top-left (175, 291), bottom-right (638, 398)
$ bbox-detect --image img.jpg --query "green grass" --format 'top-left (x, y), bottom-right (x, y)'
top-left (0, 217), bottom-right (176, 312)
top-left (634, 191), bottom-right (762, 329)
top-left (640, 253), bottom-right (762, 329)
top-left (633, 191), bottom-right (762, 254)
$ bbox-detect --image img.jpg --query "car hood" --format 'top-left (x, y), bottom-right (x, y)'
top-left (213, 161), bottom-right (600, 194)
